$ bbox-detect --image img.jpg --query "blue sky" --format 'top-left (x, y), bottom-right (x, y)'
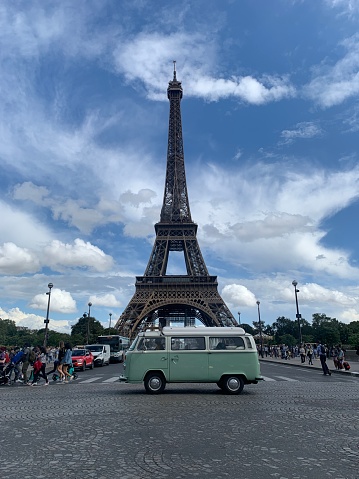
top-left (1, 0), bottom-right (359, 333)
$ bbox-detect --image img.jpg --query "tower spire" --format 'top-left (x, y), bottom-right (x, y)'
top-left (173, 60), bottom-right (177, 80)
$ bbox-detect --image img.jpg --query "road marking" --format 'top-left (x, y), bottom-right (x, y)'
top-left (103, 377), bottom-right (119, 383)
top-left (274, 376), bottom-right (298, 382)
top-left (262, 376), bottom-right (276, 382)
top-left (78, 377), bottom-right (101, 383)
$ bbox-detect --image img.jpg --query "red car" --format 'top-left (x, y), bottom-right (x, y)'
top-left (71, 348), bottom-right (94, 371)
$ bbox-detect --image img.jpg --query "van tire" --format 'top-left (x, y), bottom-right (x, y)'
top-left (222, 375), bottom-right (244, 395)
top-left (144, 372), bottom-right (166, 394)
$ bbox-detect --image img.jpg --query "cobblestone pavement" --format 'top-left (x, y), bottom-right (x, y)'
top-left (1, 380), bottom-right (358, 479)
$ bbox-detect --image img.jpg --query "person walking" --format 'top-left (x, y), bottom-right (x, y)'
top-left (62, 343), bottom-right (74, 383)
top-left (299, 345), bottom-right (306, 363)
top-left (57, 341), bottom-right (66, 382)
top-left (307, 345), bottom-right (314, 365)
top-left (21, 344), bottom-right (31, 385)
top-left (31, 347), bottom-right (49, 386)
top-left (317, 341), bottom-right (331, 376)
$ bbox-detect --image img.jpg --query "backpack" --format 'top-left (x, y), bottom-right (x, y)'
top-left (29, 349), bottom-right (36, 365)
top-left (12, 351), bottom-right (25, 364)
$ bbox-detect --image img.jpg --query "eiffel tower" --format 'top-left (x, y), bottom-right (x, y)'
top-left (115, 63), bottom-right (238, 338)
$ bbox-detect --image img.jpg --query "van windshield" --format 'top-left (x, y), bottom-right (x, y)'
top-left (86, 346), bottom-right (102, 352)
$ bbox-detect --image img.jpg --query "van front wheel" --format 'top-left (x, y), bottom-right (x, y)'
top-left (144, 373), bottom-right (166, 394)
top-left (222, 376), bottom-right (244, 395)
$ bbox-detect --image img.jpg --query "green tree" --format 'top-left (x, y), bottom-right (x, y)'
top-left (278, 334), bottom-right (297, 346)
top-left (71, 315), bottom-right (105, 344)
top-left (241, 323), bottom-right (255, 335)
top-left (311, 313), bottom-right (340, 345)
top-left (272, 317), bottom-right (297, 343)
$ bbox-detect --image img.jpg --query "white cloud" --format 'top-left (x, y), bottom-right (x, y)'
top-left (43, 239), bottom-right (114, 273)
top-left (88, 294), bottom-right (121, 308)
top-left (114, 32), bottom-right (296, 104)
top-left (0, 243), bottom-right (40, 275)
top-left (30, 288), bottom-right (77, 314)
top-left (221, 284), bottom-right (257, 308)
top-left (304, 34), bottom-right (359, 108)
top-left (0, 307), bottom-right (70, 334)
top-left (0, 200), bottom-right (53, 249)
top-left (326, 0), bottom-right (359, 17)
top-left (280, 122), bottom-right (323, 145)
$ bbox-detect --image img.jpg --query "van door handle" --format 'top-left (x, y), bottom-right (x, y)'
top-left (161, 357), bottom-right (167, 361)
top-left (171, 355), bottom-right (179, 363)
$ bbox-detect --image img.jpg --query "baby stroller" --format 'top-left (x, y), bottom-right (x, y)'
top-left (0, 363), bottom-right (13, 386)
top-left (52, 364), bottom-right (78, 381)
top-left (343, 361), bottom-right (351, 371)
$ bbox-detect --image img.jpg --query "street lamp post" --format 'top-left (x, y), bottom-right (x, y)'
top-left (87, 302), bottom-right (92, 344)
top-left (256, 300), bottom-right (263, 357)
top-left (292, 280), bottom-right (302, 344)
top-left (109, 312), bottom-right (112, 333)
top-left (237, 312), bottom-right (241, 325)
top-left (43, 282), bottom-right (53, 348)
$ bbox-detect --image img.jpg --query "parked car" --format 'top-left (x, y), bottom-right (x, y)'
top-left (71, 348), bottom-right (94, 371)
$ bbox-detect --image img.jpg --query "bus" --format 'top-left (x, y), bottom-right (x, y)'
top-left (97, 335), bottom-right (130, 363)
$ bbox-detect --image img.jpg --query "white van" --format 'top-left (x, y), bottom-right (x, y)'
top-left (86, 344), bottom-right (110, 366)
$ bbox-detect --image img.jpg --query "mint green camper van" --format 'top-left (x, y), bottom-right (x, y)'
top-left (119, 327), bottom-right (262, 394)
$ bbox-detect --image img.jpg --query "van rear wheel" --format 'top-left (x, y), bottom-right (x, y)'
top-left (144, 372), bottom-right (166, 394)
top-left (222, 376), bottom-right (244, 395)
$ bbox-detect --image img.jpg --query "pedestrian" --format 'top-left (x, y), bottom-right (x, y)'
top-left (57, 341), bottom-right (66, 382)
top-left (21, 344), bottom-right (31, 385)
top-left (307, 345), bottom-right (313, 365)
top-left (336, 345), bottom-right (344, 369)
top-left (317, 341), bottom-right (331, 376)
top-left (299, 345), bottom-right (306, 363)
top-left (62, 342), bottom-right (74, 383)
top-left (31, 347), bottom-right (49, 386)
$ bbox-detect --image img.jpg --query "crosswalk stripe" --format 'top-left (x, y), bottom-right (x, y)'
top-left (78, 377), bottom-right (101, 383)
top-left (274, 376), bottom-right (298, 382)
top-left (103, 377), bottom-right (119, 383)
top-left (262, 375), bottom-right (276, 382)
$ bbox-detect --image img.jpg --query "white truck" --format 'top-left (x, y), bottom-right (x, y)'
top-left (86, 344), bottom-right (110, 366)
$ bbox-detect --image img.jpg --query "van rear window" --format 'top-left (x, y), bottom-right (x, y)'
top-left (209, 337), bottom-right (245, 350)
top-left (171, 337), bottom-right (205, 350)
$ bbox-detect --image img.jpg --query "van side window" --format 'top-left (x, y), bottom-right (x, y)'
top-left (245, 337), bottom-right (253, 349)
top-left (137, 338), bottom-right (165, 351)
top-left (171, 337), bottom-right (205, 350)
top-left (209, 337), bottom-right (245, 350)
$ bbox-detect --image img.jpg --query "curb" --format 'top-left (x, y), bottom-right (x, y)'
top-left (259, 358), bottom-right (359, 378)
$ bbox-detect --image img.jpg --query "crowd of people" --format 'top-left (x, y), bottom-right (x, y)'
top-left (257, 342), bottom-right (355, 375)
top-left (0, 342), bottom-right (75, 386)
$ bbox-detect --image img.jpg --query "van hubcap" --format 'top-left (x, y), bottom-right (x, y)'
top-left (228, 378), bottom-right (239, 390)
top-left (149, 377), bottom-right (161, 390)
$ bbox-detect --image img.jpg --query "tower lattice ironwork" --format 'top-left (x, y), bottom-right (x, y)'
top-left (115, 63), bottom-right (238, 338)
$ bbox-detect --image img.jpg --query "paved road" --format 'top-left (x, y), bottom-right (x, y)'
top-left (1, 362), bottom-right (358, 479)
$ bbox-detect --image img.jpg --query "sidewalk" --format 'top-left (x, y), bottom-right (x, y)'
top-left (259, 354), bottom-right (359, 378)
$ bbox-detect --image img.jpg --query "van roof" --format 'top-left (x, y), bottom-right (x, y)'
top-left (139, 327), bottom-right (247, 337)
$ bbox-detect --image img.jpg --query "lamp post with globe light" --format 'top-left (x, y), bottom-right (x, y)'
top-left (43, 282), bottom-right (53, 348)
top-left (256, 300), bottom-right (264, 357)
top-left (87, 302), bottom-right (92, 344)
top-left (292, 280), bottom-right (302, 344)
top-left (109, 312), bottom-right (112, 333)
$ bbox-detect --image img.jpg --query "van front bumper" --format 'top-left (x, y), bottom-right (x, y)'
top-left (119, 375), bottom-right (128, 383)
